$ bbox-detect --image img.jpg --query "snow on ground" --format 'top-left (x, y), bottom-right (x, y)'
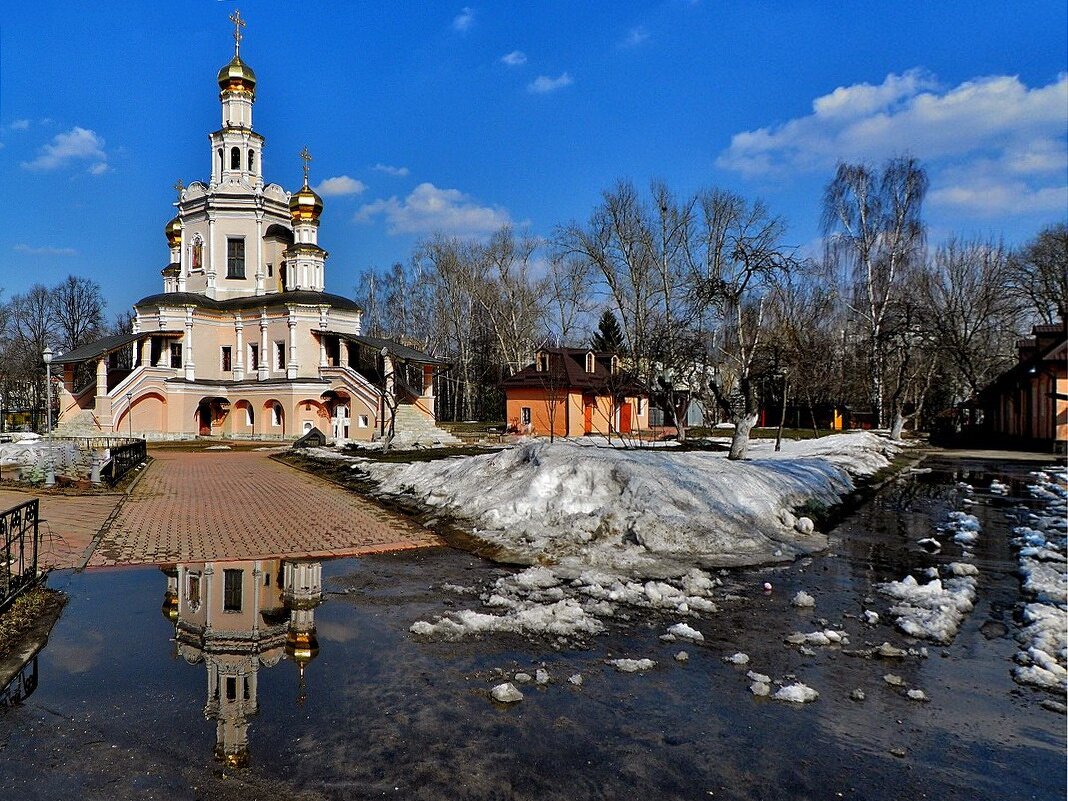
top-left (1009, 467), bottom-right (1067, 693)
top-left (876, 564), bottom-right (978, 643)
top-left (366, 431), bottom-right (898, 575)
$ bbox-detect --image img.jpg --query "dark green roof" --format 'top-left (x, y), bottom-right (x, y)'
top-left (134, 290), bottom-right (361, 313)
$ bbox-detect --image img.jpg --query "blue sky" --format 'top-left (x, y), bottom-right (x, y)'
top-left (1, 1), bottom-right (1065, 318)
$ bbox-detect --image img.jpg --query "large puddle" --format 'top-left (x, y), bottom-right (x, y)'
top-left (0, 456), bottom-right (1064, 800)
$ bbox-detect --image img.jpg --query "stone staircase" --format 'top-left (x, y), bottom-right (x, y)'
top-left (390, 403), bottom-right (462, 447)
top-left (54, 408), bottom-right (101, 437)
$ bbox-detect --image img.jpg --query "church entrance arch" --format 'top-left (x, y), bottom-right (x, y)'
top-left (197, 400), bottom-right (213, 436)
top-left (332, 404), bottom-right (350, 443)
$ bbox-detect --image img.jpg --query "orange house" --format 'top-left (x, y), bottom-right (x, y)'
top-left (502, 348), bottom-right (649, 438)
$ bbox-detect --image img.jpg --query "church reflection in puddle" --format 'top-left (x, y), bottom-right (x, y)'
top-left (160, 557), bottom-right (323, 767)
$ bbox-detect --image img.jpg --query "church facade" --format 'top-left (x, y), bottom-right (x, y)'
top-left (54, 15), bottom-right (447, 444)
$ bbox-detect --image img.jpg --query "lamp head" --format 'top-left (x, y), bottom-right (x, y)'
top-left (42, 346), bottom-right (53, 364)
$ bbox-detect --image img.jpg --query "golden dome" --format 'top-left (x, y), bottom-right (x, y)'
top-left (217, 55), bottom-right (256, 96)
top-left (165, 216), bottom-right (182, 247)
top-left (161, 590), bottom-right (179, 623)
top-left (285, 628), bottom-right (320, 665)
top-left (289, 183), bottom-right (323, 224)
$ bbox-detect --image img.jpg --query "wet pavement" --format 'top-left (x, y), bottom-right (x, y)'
top-left (0, 455), bottom-right (1064, 800)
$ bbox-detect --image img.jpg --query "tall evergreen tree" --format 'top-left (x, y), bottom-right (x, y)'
top-left (590, 309), bottom-right (626, 353)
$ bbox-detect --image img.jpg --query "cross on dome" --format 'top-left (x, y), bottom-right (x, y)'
top-left (230, 9), bottom-right (246, 56)
top-left (300, 146), bottom-right (312, 186)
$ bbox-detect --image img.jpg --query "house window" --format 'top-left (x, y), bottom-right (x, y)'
top-left (585, 352), bottom-right (595, 373)
top-left (521, 407), bottom-right (532, 426)
top-left (267, 263), bottom-right (273, 277)
top-left (272, 403), bottom-right (283, 427)
top-left (170, 343), bottom-right (183, 369)
top-left (357, 415), bottom-right (368, 428)
top-left (611, 356), bottom-right (620, 374)
top-left (221, 346), bottom-right (232, 372)
top-left (230, 147), bottom-right (240, 170)
top-left (536, 352), bottom-right (548, 372)
top-left (275, 341), bottom-right (286, 371)
top-left (247, 149), bottom-right (255, 172)
top-left (223, 569), bottom-right (243, 612)
top-left (226, 238), bottom-right (245, 279)
top-left (637, 397), bottom-right (644, 416)
top-left (249, 343), bottom-right (259, 370)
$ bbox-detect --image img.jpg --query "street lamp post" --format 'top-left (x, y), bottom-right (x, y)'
top-left (125, 391), bottom-right (133, 439)
top-left (43, 346), bottom-right (55, 487)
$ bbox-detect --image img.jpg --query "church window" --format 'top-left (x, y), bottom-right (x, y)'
top-left (358, 415), bottom-right (368, 428)
top-left (249, 343), bottom-right (259, 370)
top-left (217, 148), bottom-right (223, 176)
top-left (245, 405), bottom-right (254, 428)
top-left (225, 677), bottom-right (237, 701)
top-left (247, 149), bottom-right (255, 172)
top-left (226, 238), bottom-right (245, 279)
top-left (223, 569), bottom-right (243, 612)
top-left (230, 147), bottom-right (240, 170)
top-left (188, 574), bottom-right (201, 609)
top-left (275, 341), bottom-right (285, 371)
top-left (267, 263), bottom-right (273, 277)
top-left (585, 352), bottom-right (595, 373)
top-left (272, 403), bottom-right (283, 427)
top-left (170, 343), bottom-right (182, 369)
top-left (221, 346), bottom-right (232, 372)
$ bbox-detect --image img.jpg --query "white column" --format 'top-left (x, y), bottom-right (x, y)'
top-left (234, 315), bottom-right (245, 381)
top-left (254, 214), bottom-right (265, 296)
top-left (259, 310), bottom-right (269, 381)
top-left (184, 307), bottom-right (196, 381)
top-left (287, 312), bottom-right (298, 380)
top-left (207, 215), bottom-right (217, 297)
top-left (178, 233), bottom-right (187, 292)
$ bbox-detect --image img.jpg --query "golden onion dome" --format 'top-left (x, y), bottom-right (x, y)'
top-left (217, 55), bottom-right (257, 95)
top-left (285, 628), bottom-right (320, 665)
top-left (289, 183), bottom-right (323, 224)
top-left (165, 216), bottom-right (182, 247)
top-left (161, 591), bottom-right (179, 623)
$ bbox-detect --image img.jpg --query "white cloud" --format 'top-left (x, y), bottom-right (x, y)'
top-left (355, 182), bottom-right (511, 235)
top-left (21, 126), bottom-right (108, 174)
top-left (717, 70), bottom-right (1068, 217)
top-left (9, 119), bottom-right (30, 131)
top-left (315, 175), bottom-right (367, 196)
top-left (528, 72), bottom-right (573, 94)
top-left (718, 71), bottom-right (1067, 175)
top-left (372, 163), bottom-right (410, 177)
top-left (14, 243), bottom-right (77, 256)
top-left (452, 7), bottom-right (474, 32)
top-left (620, 27), bottom-right (649, 47)
top-left (501, 50), bottom-right (527, 67)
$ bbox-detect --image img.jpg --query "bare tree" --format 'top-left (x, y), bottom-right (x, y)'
top-left (51, 275), bottom-right (106, 352)
top-left (544, 254), bottom-right (594, 344)
top-left (822, 157), bottom-right (928, 429)
top-left (1008, 222), bottom-right (1067, 325)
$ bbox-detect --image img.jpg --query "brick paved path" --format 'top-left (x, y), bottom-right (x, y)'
top-left (87, 449), bottom-right (441, 567)
top-left (0, 488), bottom-right (121, 570)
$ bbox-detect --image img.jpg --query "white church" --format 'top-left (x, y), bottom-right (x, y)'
top-left (54, 12), bottom-right (454, 445)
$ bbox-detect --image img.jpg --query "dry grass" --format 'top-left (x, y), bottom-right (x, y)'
top-left (0, 585), bottom-right (65, 658)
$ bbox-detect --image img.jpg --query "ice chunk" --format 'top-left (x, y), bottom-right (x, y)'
top-left (906, 689), bottom-right (928, 701)
top-left (773, 683), bottom-right (819, 703)
top-left (568, 673), bottom-right (583, 686)
top-left (795, 516), bottom-right (815, 535)
top-left (514, 672), bottom-right (532, 683)
top-left (724, 652), bottom-right (750, 665)
top-left (667, 622), bottom-right (704, 642)
top-left (608, 658), bottom-right (656, 672)
top-left (491, 683), bottom-right (524, 703)
top-left (535, 669), bottom-right (550, 685)
top-left (674, 651), bottom-right (689, 662)
top-left (746, 670), bottom-right (771, 684)
top-left (750, 681), bottom-right (771, 696)
top-left (791, 590), bottom-right (816, 608)
top-left (863, 610), bottom-right (880, 625)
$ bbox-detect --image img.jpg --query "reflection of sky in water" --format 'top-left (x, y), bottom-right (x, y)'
top-left (4, 462), bottom-right (1065, 799)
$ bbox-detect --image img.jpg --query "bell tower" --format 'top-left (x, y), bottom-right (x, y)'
top-left (210, 9), bottom-right (263, 189)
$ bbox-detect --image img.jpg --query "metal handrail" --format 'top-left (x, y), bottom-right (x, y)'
top-left (0, 499), bottom-right (39, 613)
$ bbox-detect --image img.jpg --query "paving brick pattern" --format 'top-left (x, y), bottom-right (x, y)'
top-left (0, 488), bottom-right (121, 570)
top-left (87, 449), bottom-right (441, 567)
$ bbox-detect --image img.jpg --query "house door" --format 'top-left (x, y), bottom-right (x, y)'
top-left (583, 402), bottom-right (593, 435)
top-left (197, 401), bottom-right (212, 436)
top-left (619, 402), bottom-right (632, 434)
top-left (332, 404), bottom-right (350, 443)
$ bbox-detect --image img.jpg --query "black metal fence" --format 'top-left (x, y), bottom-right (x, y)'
top-left (0, 656), bottom-right (39, 709)
top-left (103, 439), bottom-right (147, 484)
top-left (0, 498), bottom-right (39, 613)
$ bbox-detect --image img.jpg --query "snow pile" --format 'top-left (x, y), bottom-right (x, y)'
top-left (791, 590), bottom-right (816, 608)
top-left (989, 480), bottom-right (1010, 495)
top-left (410, 565), bottom-right (722, 641)
top-left (876, 563), bottom-right (978, 642)
top-left (365, 432), bottom-right (897, 573)
top-left (946, 511), bottom-right (981, 544)
top-left (1009, 467), bottom-right (1067, 692)
top-left (608, 658), bottom-right (656, 672)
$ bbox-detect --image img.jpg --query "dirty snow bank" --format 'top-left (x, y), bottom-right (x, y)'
top-left (876, 564), bottom-right (978, 643)
top-left (367, 431), bottom-right (898, 574)
top-left (1010, 467), bottom-right (1067, 693)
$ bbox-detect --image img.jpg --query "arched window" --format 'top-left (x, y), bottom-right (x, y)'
top-left (217, 148), bottom-right (223, 176)
top-left (191, 236), bottom-right (203, 270)
top-left (230, 147), bottom-right (240, 170)
top-left (585, 352), bottom-right (595, 373)
top-left (247, 149), bottom-right (255, 172)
